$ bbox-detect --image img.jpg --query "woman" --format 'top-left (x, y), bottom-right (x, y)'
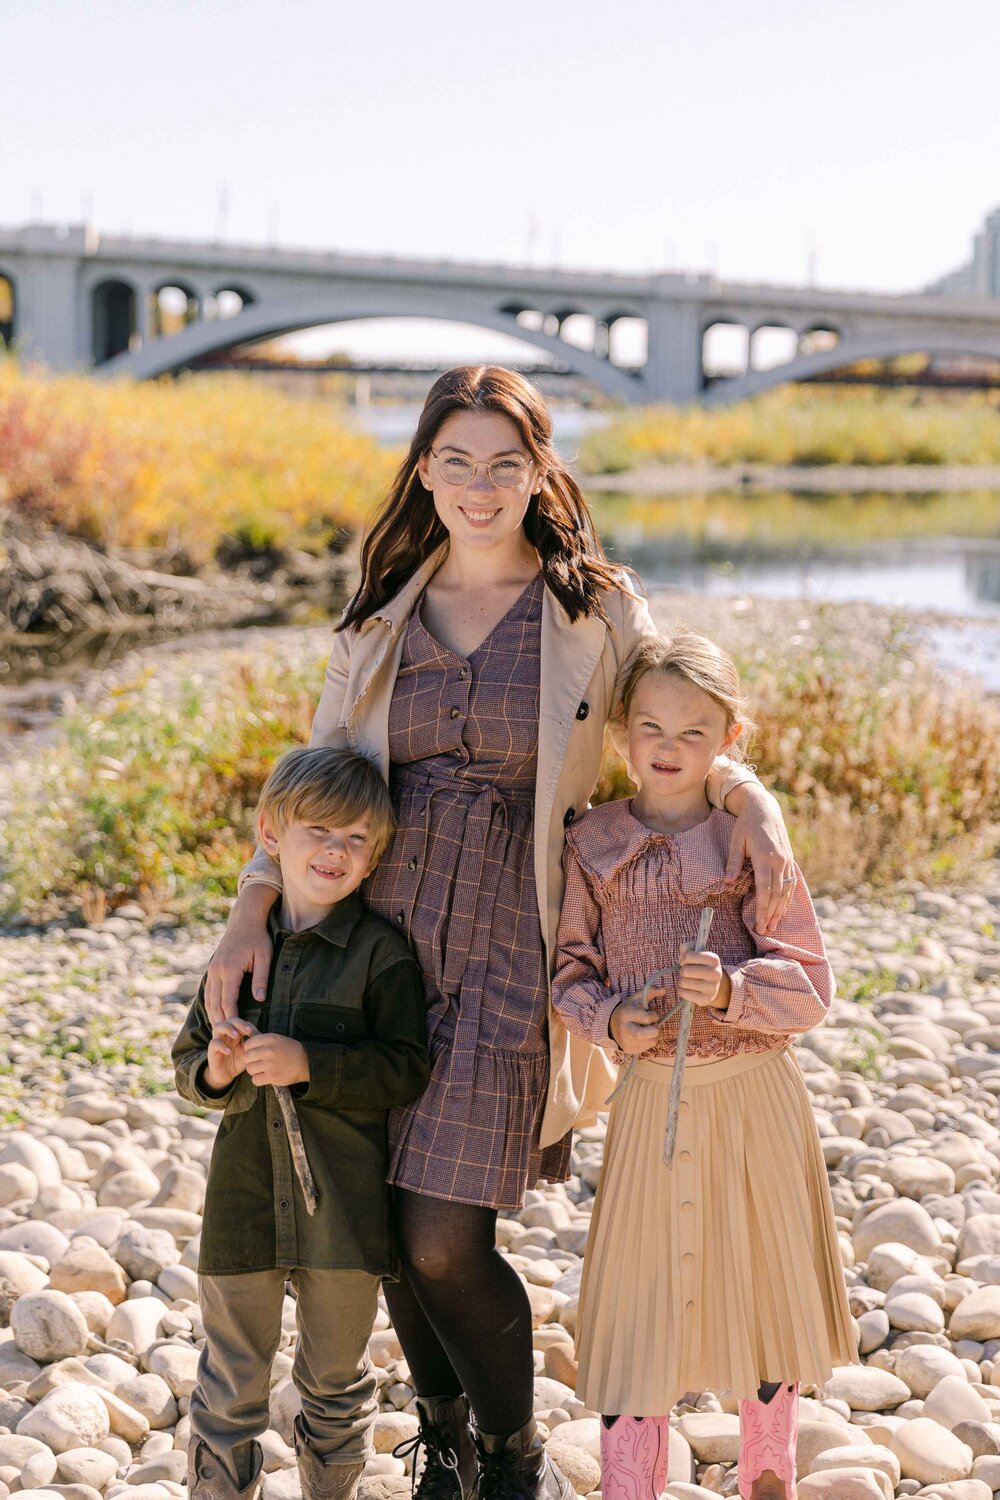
top-left (206, 367), bottom-right (796, 1500)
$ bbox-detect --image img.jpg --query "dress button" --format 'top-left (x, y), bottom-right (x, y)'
top-left (459, 667), bottom-right (468, 679)
top-left (679, 1150), bottom-right (692, 1163)
top-left (396, 912), bottom-right (405, 925)
top-left (685, 1300), bottom-right (695, 1312)
top-left (449, 706), bottom-right (460, 719)
top-left (679, 1100), bottom-right (690, 1113)
top-left (407, 858), bottom-right (417, 871)
top-left (681, 1200), bottom-right (694, 1213)
top-left (576, 701), bottom-right (590, 720)
top-left (682, 1251), bottom-right (695, 1266)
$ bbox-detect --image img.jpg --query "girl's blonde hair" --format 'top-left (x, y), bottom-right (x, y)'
top-left (617, 631), bottom-right (756, 763)
top-left (256, 747), bottom-right (397, 864)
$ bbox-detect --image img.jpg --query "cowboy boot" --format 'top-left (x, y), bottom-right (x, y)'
top-left (599, 1415), bottom-right (670, 1500)
top-left (188, 1440), bottom-right (263, 1500)
top-left (471, 1417), bottom-right (574, 1500)
top-left (393, 1393), bottom-right (478, 1500)
top-left (294, 1415), bottom-right (366, 1500)
top-left (737, 1383), bottom-right (799, 1500)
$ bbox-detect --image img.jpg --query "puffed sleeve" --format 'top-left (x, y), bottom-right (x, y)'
top-left (708, 867), bottom-right (834, 1034)
top-left (612, 575), bottom-right (760, 811)
top-left (550, 842), bottom-right (630, 1064)
top-left (237, 627), bottom-right (355, 895)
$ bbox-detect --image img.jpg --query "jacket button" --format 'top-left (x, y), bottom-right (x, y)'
top-left (563, 807), bottom-right (575, 827)
top-left (281, 962), bottom-right (291, 971)
top-left (272, 1119), bottom-right (281, 1131)
top-left (279, 1199), bottom-right (289, 1211)
top-left (576, 701), bottom-right (590, 720)
top-left (336, 1023), bottom-right (345, 1032)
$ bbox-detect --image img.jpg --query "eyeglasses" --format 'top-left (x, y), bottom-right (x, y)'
top-left (428, 448), bottom-right (533, 489)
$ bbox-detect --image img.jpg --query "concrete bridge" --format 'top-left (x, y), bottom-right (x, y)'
top-left (4, 221), bottom-right (1000, 405)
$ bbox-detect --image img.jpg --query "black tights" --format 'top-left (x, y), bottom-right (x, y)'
top-left (383, 1188), bottom-right (534, 1435)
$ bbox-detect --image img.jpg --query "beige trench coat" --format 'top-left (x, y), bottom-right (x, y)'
top-left (241, 545), bottom-right (752, 1148)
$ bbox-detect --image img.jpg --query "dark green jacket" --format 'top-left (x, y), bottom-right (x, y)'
top-left (172, 892), bottom-right (429, 1277)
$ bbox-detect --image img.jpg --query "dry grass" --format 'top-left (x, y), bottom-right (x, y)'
top-left (0, 362), bottom-right (395, 563)
top-left (580, 387), bottom-right (1000, 473)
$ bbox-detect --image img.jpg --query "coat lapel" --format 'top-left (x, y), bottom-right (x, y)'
top-left (535, 588), bottom-right (607, 929)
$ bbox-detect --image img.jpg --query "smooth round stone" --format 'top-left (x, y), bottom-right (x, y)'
top-left (372, 1412), bottom-right (419, 1454)
top-left (543, 1441), bottom-right (601, 1495)
top-left (951, 1287), bottom-right (1000, 1342)
top-left (959, 1214), bottom-right (1000, 1262)
top-left (853, 1201), bottom-right (942, 1261)
top-left (21, 1451), bottom-right (59, 1488)
top-left (0, 1436), bottom-right (54, 1470)
top-left (807, 1443), bottom-right (900, 1486)
top-left (126, 1453), bottom-right (188, 1484)
top-left (865, 1243), bottom-right (935, 1293)
top-left (856, 1307), bottom-right (889, 1353)
top-left (17, 1384), bottom-right (111, 1455)
top-left (115, 1228), bottom-right (180, 1283)
top-left (886, 1291), bottom-right (946, 1333)
top-left (104, 1297), bottom-right (168, 1353)
top-left (49, 1243), bottom-right (128, 1304)
top-left (953, 1420), bottom-right (1000, 1458)
top-left (922, 1376), bottom-right (993, 1430)
top-left (72, 1290), bottom-right (116, 1336)
top-left (85, 1352), bottom-right (138, 1385)
top-left (11, 1290), bottom-right (91, 1361)
top-left (0, 1249), bottom-right (49, 1320)
top-left (822, 1366), bottom-right (910, 1411)
top-left (0, 1135), bottom-right (63, 1189)
top-left (796, 1421), bottom-right (872, 1474)
top-left (56, 1449), bottom-right (120, 1489)
top-left (0, 1162), bottom-right (39, 1207)
top-left (544, 1419), bottom-right (602, 1461)
top-left (888, 1417), bottom-right (974, 1483)
top-left (96, 1170), bottom-right (160, 1209)
top-left (146, 1343), bottom-right (199, 1400)
top-left (883, 1156), bottom-right (957, 1199)
top-left (156, 1265), bottom-right (198, 1303)
top-left (674, 1413), bottom-right (739, 1463)
top-left (894, 1345), bottom-right (968, 1398)
top-left (114, 1374), bottom-right (177, 1430)
top-left (149, 1167), bottom-right (205, 1216)
top-left (0, 1220), bottom-right (70, 1260)
top-left (63, 1096), bottom-right (128, 1126)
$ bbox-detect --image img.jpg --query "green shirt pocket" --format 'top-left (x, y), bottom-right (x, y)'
top-left (295, 1002), bottom-right (367, 1044)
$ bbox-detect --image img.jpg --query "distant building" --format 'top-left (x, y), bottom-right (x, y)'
top-left (926, 207), bottom-right (1000, 297)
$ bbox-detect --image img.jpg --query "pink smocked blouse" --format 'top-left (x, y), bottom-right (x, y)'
top-left (551, 798), bottom-right (834, 1066)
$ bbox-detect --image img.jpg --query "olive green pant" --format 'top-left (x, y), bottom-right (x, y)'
top-left (190, 1268), bottom-right (380, 1483)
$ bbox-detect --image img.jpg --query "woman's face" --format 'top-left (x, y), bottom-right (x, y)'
top-left (416, 410), bottom-right (542, 554)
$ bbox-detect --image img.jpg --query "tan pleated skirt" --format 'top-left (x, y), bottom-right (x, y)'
top-left (576, 1048), bottom-right (858, 1416)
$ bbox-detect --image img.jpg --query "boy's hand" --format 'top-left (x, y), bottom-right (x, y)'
top-left (608, 987), bottom-right (666, 1055)
top-left (243, 1032), bottom-right (310, 1088)
top-left (203, 1019), bottom-right (254, 1092)
top-left (678, 947), bottom-right (731, 1010)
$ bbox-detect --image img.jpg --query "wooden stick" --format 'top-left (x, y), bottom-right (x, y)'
top-left (662, 907), bottom-right (715, 1169)
top-left (275, 1085), bottom-right (319, 1216)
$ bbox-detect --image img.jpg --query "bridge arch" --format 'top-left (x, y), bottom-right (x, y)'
top-left (703, 328), bottom-right (1000, 405)
top-left (151, 281), bottom-right (201, 337)
top-left (206, 283), bottom-right (258, 320)
top-left (92, 277), bottom-right (138, 363)
top-left (94, 293), bottom-right (641, 401)
top-left (0, 268), bottom-right (15, 347)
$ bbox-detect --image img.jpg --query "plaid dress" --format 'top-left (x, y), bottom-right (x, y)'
top-left (364, 573), bottom-right (573, 1209)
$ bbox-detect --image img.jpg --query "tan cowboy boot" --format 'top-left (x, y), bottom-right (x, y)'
top-left (188, 1440), bottom-right (263, 1500)
top-left (737, 1382), bottom-right (799, 1499)
top-left (294, 1414), bottom-right (366, 1500)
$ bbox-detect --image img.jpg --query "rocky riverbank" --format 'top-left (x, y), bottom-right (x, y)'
top-left (5, 873), bottom-right (1000, 1499)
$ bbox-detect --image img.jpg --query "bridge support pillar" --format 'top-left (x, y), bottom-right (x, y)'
top-left (640, 300), bottom-right (704, 405)
top-left (14, 257), bottom-right (82, 369)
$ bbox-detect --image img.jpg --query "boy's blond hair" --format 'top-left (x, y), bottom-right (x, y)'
top-left (256, 747), bottom-right (396, 864)
top-left (617, 631), bottom-right (756, 763)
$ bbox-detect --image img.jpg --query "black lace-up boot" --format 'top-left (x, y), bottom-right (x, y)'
top-left (394, 1393), bottom-right (477, 1500)
top-left (471, 1418), bottom-right (574, 1500)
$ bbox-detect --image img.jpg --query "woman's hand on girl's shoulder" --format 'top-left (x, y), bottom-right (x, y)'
top-left (723, 786), bottom-right (796, 933)
top-left (608, 989), bottom-right (665, 1054)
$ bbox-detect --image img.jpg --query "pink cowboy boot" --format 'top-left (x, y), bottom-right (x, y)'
top-left (737, 1383), bottom-right (799, 1500)
top-left (599, 1416), bottom-right (669, 1500)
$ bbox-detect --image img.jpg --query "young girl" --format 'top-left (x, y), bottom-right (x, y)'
top-left (551, 633), bottom-right (857, 1500)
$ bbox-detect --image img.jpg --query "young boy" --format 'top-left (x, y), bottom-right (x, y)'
top-left (173, 747), bottom-right (429, 1500)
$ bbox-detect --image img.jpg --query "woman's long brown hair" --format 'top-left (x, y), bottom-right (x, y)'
top-left (338, 365), bottom-right (627, 631)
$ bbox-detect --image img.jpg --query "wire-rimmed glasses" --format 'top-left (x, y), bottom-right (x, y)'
top-left (429, 448), bottom-right (533, 489)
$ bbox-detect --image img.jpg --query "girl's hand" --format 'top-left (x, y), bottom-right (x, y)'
top-left (609, 988), bottom-right (666, 1055)
top-left (678, 949), bottom-right (731, 1010)
top-left (243, 1033), bottom-right (310, 1088)
top-left (205, 883), bottom-right (278, 1024)
top-left (203, 1019), bottom-right (254, 1092)
top-left (723, 785), bottom-right (795, 934)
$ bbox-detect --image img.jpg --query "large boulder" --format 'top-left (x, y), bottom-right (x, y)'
top-left (17, 1384), bottom-right (111, 1454)
top-left (11, 1290), bottom-right (91, 1362)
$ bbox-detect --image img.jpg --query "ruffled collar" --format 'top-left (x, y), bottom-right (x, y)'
top-left (566, 797), bottom-right (751, 899)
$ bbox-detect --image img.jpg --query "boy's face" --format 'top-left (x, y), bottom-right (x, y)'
top-left (259, 810), bottom-right (377, 919)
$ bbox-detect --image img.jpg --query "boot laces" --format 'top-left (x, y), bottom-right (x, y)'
top-left (394, 1426), bottom-right (463, 1500)
top-left (476, 1445), bottom-right (524, 1500)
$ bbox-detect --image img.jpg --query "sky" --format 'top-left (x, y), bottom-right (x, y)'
top-left (5, 0), bottom-right (1000, 361)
